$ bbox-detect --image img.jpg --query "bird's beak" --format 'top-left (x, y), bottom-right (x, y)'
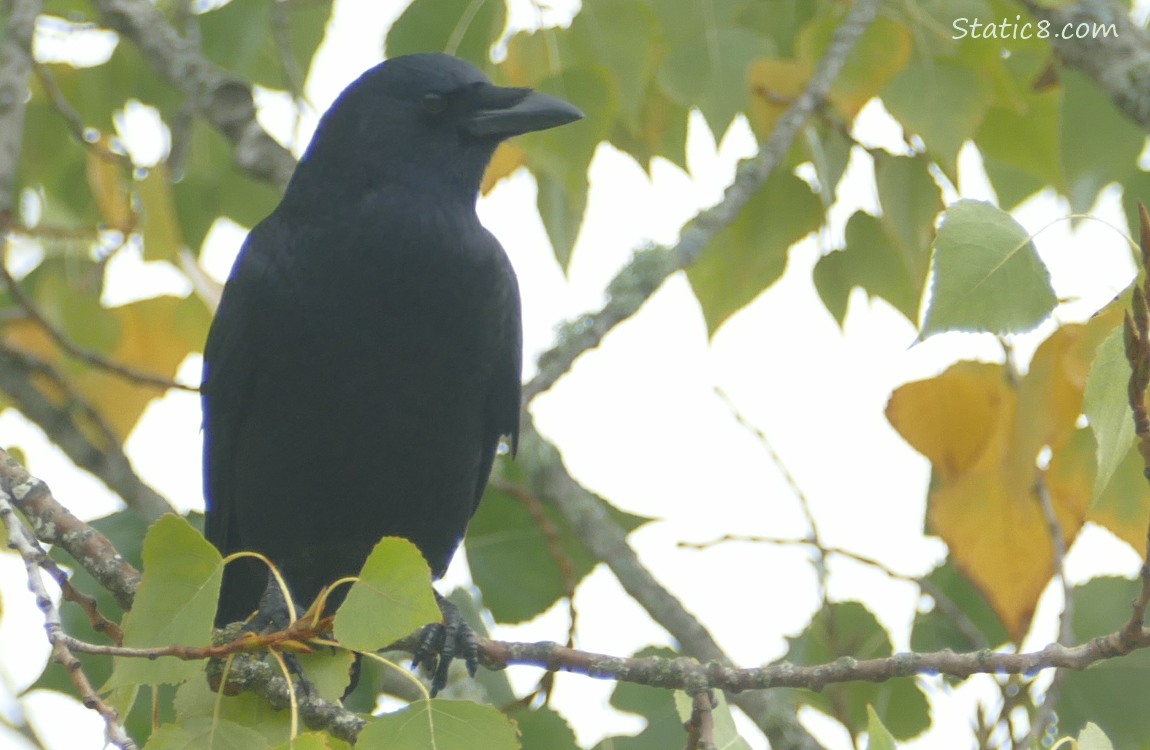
top-left (465, 86), bottom-right (584, 139)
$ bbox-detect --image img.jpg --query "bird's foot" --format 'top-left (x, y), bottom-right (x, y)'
top-left (412, 593), bottom-right (479, 697)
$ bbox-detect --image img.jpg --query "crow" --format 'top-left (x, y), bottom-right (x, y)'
top-left (201, 53), bottom-right (582, 693)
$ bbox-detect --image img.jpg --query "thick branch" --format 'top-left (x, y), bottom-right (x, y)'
top-left (1021, 0), bottom-right (1150, 132)
top-left (526, 0), bottom-right (881, 404)
top-left (520, 2), bottom-right (882, 746)
top-left (0, 446), bottom-right (141, 609)
top-left (0, 0), bottom-right (39, 218)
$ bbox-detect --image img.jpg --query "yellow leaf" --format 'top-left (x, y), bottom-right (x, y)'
top-left (886, 362), bottom-right (1007, 481)
top-left (1088, 441), bottom-right (1150, 551)
top-left (928, 469), bottom-right (1051, 640)
top-left (481, 142), bottom-right (526, 195)
top-left (137, 164), bottom-right (184, 261)
top-left (747, 58), bottom-right (810, 140)
top-left (4, 296), bottom-right (210, 440)
top-left (86, 138), bottom-right (133, 232)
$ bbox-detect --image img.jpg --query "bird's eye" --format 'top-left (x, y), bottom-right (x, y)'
top-left (422, 93), bottom-right (447, 114)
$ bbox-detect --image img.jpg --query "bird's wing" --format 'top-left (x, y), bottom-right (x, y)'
top-left (201, 217), bottom-right (283, 555)
top-left (474, 247), bottom-right (522, 513)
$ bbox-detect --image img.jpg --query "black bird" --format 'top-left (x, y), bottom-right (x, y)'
top-left (201, 53), bottom-right (582, 691)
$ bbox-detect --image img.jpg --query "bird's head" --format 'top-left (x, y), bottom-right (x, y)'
top-left (285, 53), bottom-right (584, 207)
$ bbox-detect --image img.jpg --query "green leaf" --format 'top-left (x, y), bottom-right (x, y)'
top-left (106, 514), bottom-right (223, 689)
top-left (910, 558), bottom-right (1008, 653)
top-left (198, 0), bottom-right (333, 91)
top-left (174, 672), bottom-right (294, 746)
top-left (673, 690), bottom-right (753, 750)
top-left (565, 0), bottom-right (658, 130)
top-left (975, 96), bottom-right (1063, 199)
top-left (358, 700), bottom-right (519, 750)
top-left (24, 257), bottom-right (120, 354)
top-left (1060, 70), bottom-right (1145, 214)
top-left (176, 121), bottom-right (281, 252)
top-left (919, 199), bottom-right (1056, 337)
top-left (1085, 325), bottom-right (1135, 500)
top-left (688, 170), bottom-right (822, 335)
top-left (1055, 577), bottom-right (1150, 746)
top-left (814, 211), bottom-right (921, 326)
top-left (271, 732), bottom-right (350, 750)
top-left (386, 0), bottom-right (507, 66)
top-left (467, 467), bottom-right (650, 623)
top-left (333, 537), bottom-right (440, 653)
top-left (513, 706), bottom-right (579, 750)
top-left (882, 60), bottom-right (993, 175)
top-left (593, 648), bottom-right (685, 750)
top-left (784, 601), bottom-right (929, 740)
top-left (518, 66), bottom-right (616, 270)
top-left (866, 705), bottom-right (898, 750)
top-left (145, 716), bottom-right (267, 750)
top-left (657, 28), bottom-right (768, 139)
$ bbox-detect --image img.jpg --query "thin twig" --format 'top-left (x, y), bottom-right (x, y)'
top-left (0, 345), bottom-right (175, 519)
top-left (0, 489), bottom-right (137, 749)
top-left (0, 257), bottom-right (197, 391)
top-left (681, 534), bottom-right (989, 650)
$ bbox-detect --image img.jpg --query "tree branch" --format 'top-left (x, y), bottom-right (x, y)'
top-left (0, 446), bottom-right (141, 609)
top-left (90, 0), bottom-right (296, 188)
top-left (0, 345), bottom-right (175, 520)
top-left (0, 485), bottom-right (136, 749)
top-left (1020, 0), bottom-right (1150, 132)
top-left (0, 0), bottom-right (39, 222)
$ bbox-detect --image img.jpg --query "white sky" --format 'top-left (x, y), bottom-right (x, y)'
top-left (2, 1), bottom-right (1149, 748)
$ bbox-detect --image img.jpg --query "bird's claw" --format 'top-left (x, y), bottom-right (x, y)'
top-left (412, 595), bottom-right (479, 696)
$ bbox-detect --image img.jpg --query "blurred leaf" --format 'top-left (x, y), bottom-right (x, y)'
top-left (608, 87), bottom-right (690, 173)
top-left (688, 170), bottom-right (822, 335)
top-left (86, 142), bottom-right (133, 231)
top-left (145, 716), bottom-right (267, 750)
top-left (673, 690), bottom-right (753, 750)
top-left (882, 59), bottom-right (993, 174)
top-left (358, 700), bottom-right (519, 750)
top-left (174, 671), bottom-right (295, 746)
top-left (783, 601), bottom-right (929, 740)
top-left (866, 705), bottom-right (898, 750)
top-left (175, 121), bottom-right (281, 252)
top-left (657, 27), bottom-right (767, 139)
top-left (800, 15), bottom-right (912, 120)
top-left (386, 0), bottom-right (507, 67)
top-left (106, 515), bottom-right (223, 689)
top-left (566, 0), bottom-right (658, 130)
top-left (919, 199), bottom-right (1056, 338)
top-left (910, 558), bottom-right (1008, 653)
top-left (593, 647), bottom-right (684, 750)
top-left (519, 66), bottom-right (617, 270)
top-left (1055, 577), bottom-right (1150, 746)
top-left (138, 164), bottom-right (184, 261)
top-left (975, 94), bottom-right (1063, 200)
top-left (1060, 70), bottom-right (1144, 213)
top-left (270, 733), bottom-right (346, 750)
top-left (513, 706), bottom-right (579, 750)
top-left (746, 57), bottom-right (810, 140)
top-left (1088, 439), bottom-right (1150, 553)
top-left (1084, 324), bottom-right (1134, 500)
top-left (333, 537), bottom-right (440, 653)
top-left (467, 463), bottom-right (651, 623)
top-left (199, 0), bottom-right (334, 90)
